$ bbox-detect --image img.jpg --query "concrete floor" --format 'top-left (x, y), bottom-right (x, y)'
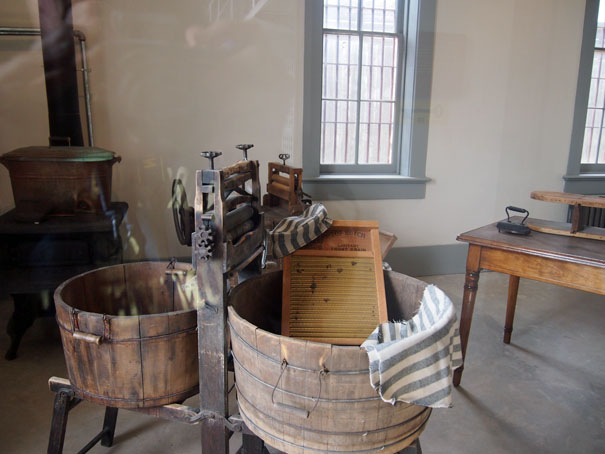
top-left (0, 272), bottom-right (604, 453)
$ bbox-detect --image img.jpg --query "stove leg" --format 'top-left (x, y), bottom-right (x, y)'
top-left (47, 388), bottom-right (75, 454)
top-left (101, 407), bottom-right (119, 447)
top-left (6, 294), bottom-right (38, 360)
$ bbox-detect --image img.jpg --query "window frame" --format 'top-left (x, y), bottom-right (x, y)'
top-left (565, 0), bottom-right (605, 194)
top-left (319, 4), bottom-right (404, 175)
top-left (302, 0), bottom-right (436, 200)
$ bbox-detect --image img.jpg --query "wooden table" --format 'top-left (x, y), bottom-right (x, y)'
top-left (454, 217), bottom-right (605, 386)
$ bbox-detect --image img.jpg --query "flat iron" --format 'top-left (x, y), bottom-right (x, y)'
top-left (497, 206), bottom-right (531, 235)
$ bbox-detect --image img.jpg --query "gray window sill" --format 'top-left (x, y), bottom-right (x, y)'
top-left (303, 175), bottom-right (430, 200)
top-left (563, 173), bottom-right (605, 194)
top-left (564, 172), bottom-right (605, 180)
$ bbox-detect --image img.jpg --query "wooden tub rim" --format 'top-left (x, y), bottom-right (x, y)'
top-left (54, 260), bottom-right (198, 319)
top-left (228, 306), bottom-right (365, 372)
top-left (227, 316), bottom-right (367, 376)
top-left (227, 269), bottom-right (428, 371)
top-left (54, 261), bottom-right (198, 343)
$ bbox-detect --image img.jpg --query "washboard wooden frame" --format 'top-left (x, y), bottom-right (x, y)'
top-left (282, 220), bottom-right (387, 345)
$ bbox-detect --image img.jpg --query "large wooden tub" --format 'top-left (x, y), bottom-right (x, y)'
top-left (228, 270), bottom-right (431, 454)
top-left (54, 261), bottom-right (199, 408)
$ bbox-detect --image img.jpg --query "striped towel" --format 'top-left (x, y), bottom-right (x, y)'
top-left (361, 284), bottom-right (463, 408)
top-left (269, 203), bottom-right (332, 258)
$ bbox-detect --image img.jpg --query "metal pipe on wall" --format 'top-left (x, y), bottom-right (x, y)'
top-left (0, 26), bottom-right (94, 146)
top-left (38, 0), bottom-right (83, 147)
top-left (72, 30), bottom-right (93, 146)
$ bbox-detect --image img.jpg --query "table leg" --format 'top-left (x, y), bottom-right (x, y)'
top-left (503, 275), bottom-right (520, 344)
top-left (453, 244), bottom-right (481, 387)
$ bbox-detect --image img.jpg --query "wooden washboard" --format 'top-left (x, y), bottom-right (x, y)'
top-left (282, 220), bottom-right (387, 345)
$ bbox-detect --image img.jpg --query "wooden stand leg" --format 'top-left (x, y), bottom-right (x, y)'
top-left (101, 407), bottom-right (119, 447)
top-left (503, 275), bottom-right (520, 344)
top-left (239, 433), bottom-right (265, 453)
top-left (453, 244), bottom-right (481, 387)
top-left (47, 389), bottom-right (74, 454)
top-left (198, 264), bottom-right (230, 454)
top-left (400, 439), bottom-right (422, 453)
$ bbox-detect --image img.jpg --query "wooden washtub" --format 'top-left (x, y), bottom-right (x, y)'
top-left (228, 270), bottom-right (430, 454)
top-left (54, 261), bottom-right (199, 408)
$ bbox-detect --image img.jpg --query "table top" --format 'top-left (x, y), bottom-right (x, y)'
top-left (530, 191), bottom-right (605, 208)
top-left (457, 217), bottom-right (605, 267)
top-left (0, 202), bottom-right (128, 235)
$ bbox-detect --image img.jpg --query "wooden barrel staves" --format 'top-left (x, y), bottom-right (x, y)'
top-left (54, 261), bottom-right (200, 408)
top-left (228, 270), bottom-right (431, 454)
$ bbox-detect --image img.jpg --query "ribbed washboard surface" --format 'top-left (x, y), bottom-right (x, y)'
top-left (282, 220), bottom-right (387, 345)
top-left (287, 255), bottom-right (379, 341)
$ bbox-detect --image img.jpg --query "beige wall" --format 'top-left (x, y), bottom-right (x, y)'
top-left (0, 1), bottom-right (48, 212)
top-left (325, 0), bottom-right (583, 246)
top-left (0, 0), bottom-right (584, 260)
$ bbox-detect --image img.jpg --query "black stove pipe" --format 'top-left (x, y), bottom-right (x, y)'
top-left (38, 0), bottom-right (84, 147)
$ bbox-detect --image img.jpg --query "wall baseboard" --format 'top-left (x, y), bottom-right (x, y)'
top-left (385, 243), bottom-right (468, 277)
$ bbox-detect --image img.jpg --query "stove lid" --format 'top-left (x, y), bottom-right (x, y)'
top-left (2, 146), bottom-right (118, 162)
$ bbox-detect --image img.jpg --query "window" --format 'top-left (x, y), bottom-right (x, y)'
top-left (565, 0), bottom-right (605, 193)
top-left (321, 0), bottom-right (402, 174)
top-left (581, 0), bottom-right (605, 171)
top-left (303, 0), bottom-right (436, 200)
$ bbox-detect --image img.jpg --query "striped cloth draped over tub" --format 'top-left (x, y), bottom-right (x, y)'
top-left (269, 203), bottom-right (332, 258)
top-left (362, 284), bottom-right (463, 408)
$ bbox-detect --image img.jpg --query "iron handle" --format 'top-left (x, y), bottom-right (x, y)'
top-left (73, 331), bottom-right (102, 344)
top-left (505, 206), bottom-right (529, 224)
top-left (506, 206), bottom-right (528, 214)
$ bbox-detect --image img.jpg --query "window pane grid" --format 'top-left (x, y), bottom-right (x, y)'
top-left (361, 0), bottom-right (397, 33)
top-left (582, 6), bottom-right (605, 164)
top-left (320, 0), bottom-right (400, 168)
top-left (324, 0), bottom-right (358, 31)
top-left (583, 50), bottom-right (605, 163)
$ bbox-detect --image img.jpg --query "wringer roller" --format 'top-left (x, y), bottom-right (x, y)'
top-left (171, 144), bottom-right (258, 248)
